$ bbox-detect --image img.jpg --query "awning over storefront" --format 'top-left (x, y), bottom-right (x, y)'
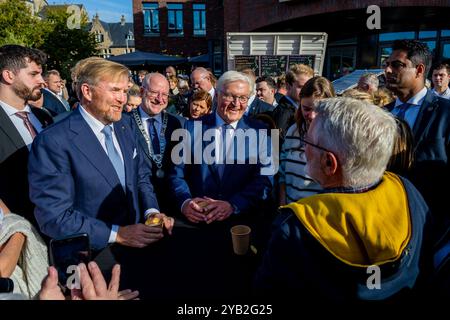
top-left (108, 50), bottom-right (187, 66)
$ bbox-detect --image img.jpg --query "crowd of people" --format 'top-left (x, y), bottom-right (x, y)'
top-left (0, 39), bottom-right (449, 301)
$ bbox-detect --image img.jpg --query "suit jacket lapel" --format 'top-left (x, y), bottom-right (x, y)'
top-left (70, 109), bottom-right (123, 190)
top-left (0, 106), bottom-right (26, 149)
top-left (413, 90), bottom-right (438, 147)
top-left (114, 121), bottom-right (133, 188)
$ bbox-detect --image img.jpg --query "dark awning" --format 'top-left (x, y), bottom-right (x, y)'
top-left (108, 50), bottom-right (187, 66)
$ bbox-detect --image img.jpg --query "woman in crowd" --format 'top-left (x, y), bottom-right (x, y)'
top-left (188, 89), bottom-right (212, 119)
top-left (278, 76), bottom-right (336, 205)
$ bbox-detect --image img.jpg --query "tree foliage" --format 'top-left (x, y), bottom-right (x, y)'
top-left (39, 7), bottom-right (99, 81)
top-left (0, 0), bottom-right (51, 47)
top-left (0, 1), bottom-right (99, 81)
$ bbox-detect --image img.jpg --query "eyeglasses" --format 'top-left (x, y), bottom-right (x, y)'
top-left (220, 91), bottom-right (250, 104)
top-left (144, 89), bottom-right (169, 100)
top-left (299, 136), bottom-right (333, 153)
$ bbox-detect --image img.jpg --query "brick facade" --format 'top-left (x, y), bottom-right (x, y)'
top-left (133, 0), bottom-right (223, 57)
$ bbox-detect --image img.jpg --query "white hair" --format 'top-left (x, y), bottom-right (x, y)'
top-left (216, 70), bottom-right (251, 94)
top-left (142, 72), bottom-right (168, 89)
top-left (314, 97), bottom-right (397, 187)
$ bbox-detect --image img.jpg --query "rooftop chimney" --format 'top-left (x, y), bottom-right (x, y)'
top-left (120, 15), bottom-right (125, 26)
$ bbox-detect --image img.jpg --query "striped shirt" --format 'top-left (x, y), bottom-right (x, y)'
top-left (279, 124), bottom-right (322, 204)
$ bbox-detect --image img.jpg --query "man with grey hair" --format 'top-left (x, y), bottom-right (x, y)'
top-left (190, 67), bottom-right (215, 105)
top-left (170, 70), bottom-right (274, 297)
top-left (255, 97), bottom-right (431, 301)
top-left (356, 73), bottom-right (379, 93)
top-left (171, 70), bottom-right (273, 224)
top-left (126, 72), bottom-right (184, 214)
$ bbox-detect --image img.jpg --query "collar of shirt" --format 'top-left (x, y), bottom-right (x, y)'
top-left (394, 86), bottom-right (428, 108)
top-left (215, 112), bottom-right (238, 129)
top-left (0, 100), bottom-right (31, 116)
top-left (321, 179), bottom-right (381, 194)
top-left (432, 87), bottom-right (450, 98)
top-left (284, 95), bottom-right (299, 109)
top-left (79, 104), bottom-right (114, 136)
top-left (139, 107), bottom-right (162, 124)
top-left (208, 87), bottom-right (215, 100)
top-left (244, 95), bottom-right (256, 115)
top-left (43, 87), bottom-right (61, 100)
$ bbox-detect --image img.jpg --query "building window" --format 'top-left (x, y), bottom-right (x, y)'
top-left (379, 32), bottom-right (415, 42)
top-left (193, 4), bottom-right (206, 36)
top-left (143, 3), bottom-right (159, 35)
top-left (167, 3), bottom-right (183, 35)
top-left (95, 31), bottom-right (104, 43)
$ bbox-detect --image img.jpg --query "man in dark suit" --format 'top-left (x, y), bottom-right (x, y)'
top-left (168, 70), bottom-right (274, 297)
top-left (171, 70), bottom-right (274, 225)
top-left (28, 58), bottom-right (173, 250)
top-left (126, 73), bottom-right (184, 214)
top-left (384, 39), bottom-right (450, 243)
top-left (241, 70), bottom-right (274, 118)
top-left (0, 45), bottom-right (53, 226)
top-left (42, 69), bottom-right (71, 116)
top-left (41, 87), bottom-right (68, 116)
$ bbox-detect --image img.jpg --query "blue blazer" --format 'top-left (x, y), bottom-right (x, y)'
top-left (169, 113), bottom-right (273, 213)
top-left (386, 89), bottom-right (450, 241)
top-left (28, 108), bottom-right (159, 249)
top-left (247, 98), bottom-right (274, 117)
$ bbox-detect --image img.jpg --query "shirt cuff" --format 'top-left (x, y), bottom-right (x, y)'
top-left (181, 198), bottom-right (192, 212)
top-left (144, 208), bottom-right (160, 220)
top-left (108, 225), bottom-right (119, 243)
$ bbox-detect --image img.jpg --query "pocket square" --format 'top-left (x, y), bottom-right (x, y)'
top-left (133, 148), bottom-right (137, 159)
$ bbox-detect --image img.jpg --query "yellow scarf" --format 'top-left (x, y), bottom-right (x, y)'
top-left (283, 172), bottom-right (411, 267)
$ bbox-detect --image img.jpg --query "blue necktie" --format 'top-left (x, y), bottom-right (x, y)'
top-left (102, 125), bottom-right (126, 190)
top-left (148, 118), bottom-right (160, 153)
top-left (396, 103), bottom-right (410, 120)
top-left (217, 124), bottom-right (233, 178)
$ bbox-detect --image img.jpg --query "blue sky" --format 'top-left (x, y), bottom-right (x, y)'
top-left (48, 0), bottom-right (133, 23)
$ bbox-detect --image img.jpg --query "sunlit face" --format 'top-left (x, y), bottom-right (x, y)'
top-left (46, 74), bottom-right (63, 94)
top-left (432, 68), bottom-right (449, 89)
top-left (256, 81), bottom-right (275, 104)
top-left (190, 99), bottom-right (210, 119)
top-left (141, 75), bottom-right (170, 116)
top-left (300, 96), bottom-right (317, 126)
top-left (86, 75), bottom-right (128, 124)
top-left (169, 80), bottom-right (177, 90)
top-left (217, 80), bottom-right (249, 124)
top-left (384, 50), bottom-right (419, 94)
top-left (287, 74), bottom-right (311, 103)
top-left (11, 60), bottom-right (45, 102)
top-left (125, 95), bottom-right (142, 112)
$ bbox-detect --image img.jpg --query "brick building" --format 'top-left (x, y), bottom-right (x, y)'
top-left (133, 0), bottom-right (224, 73)
top-left (133, 0), bottom-right (450, 78)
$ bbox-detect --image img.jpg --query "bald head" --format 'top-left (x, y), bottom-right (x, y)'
top-left (191, 67), bottom-right (213, 92)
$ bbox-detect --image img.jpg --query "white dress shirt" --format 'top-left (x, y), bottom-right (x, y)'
top-left (0, 101), bottom-right (43, 149)
top-left (139, 107), bottom-right (163, 138)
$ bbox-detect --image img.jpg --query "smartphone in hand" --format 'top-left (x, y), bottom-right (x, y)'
top-left (49, 233), bottom-right (91, 291)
